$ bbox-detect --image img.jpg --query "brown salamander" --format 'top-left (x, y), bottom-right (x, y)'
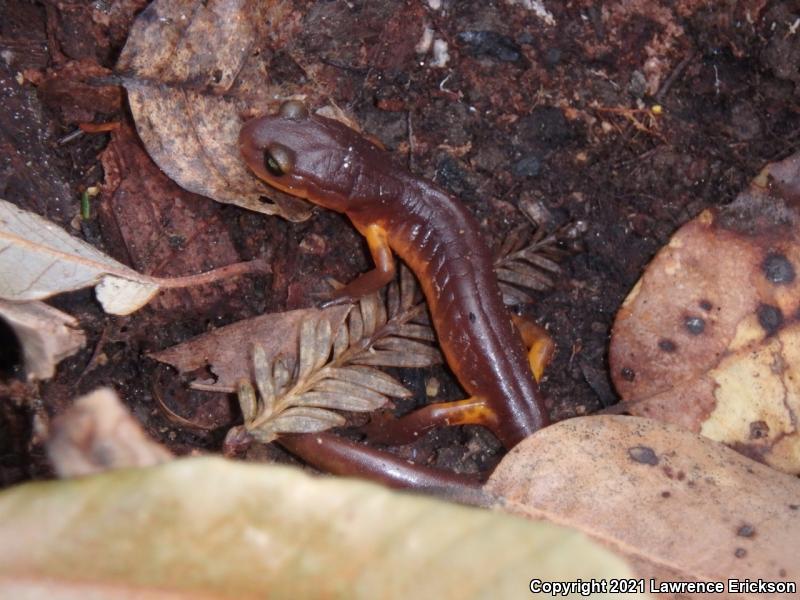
top-left (239, 100), bottom-right (548, 449)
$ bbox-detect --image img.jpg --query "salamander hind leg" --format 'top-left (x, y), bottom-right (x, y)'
top-left (511, 314), bottom-right (554, 382)
top-left (362, 396), bottom-right (501, 445)
top-left (321, 223), bottom-right (396, 307)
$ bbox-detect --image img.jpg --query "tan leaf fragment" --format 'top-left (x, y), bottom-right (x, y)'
top-left (487, 415), bottom-right (799, 598)
top-left (0, 199), bottom-right (266, 316)
top-left (0, 457), bottom-right (639, 599)
top-left (610, 152), bottom-right (800, 473)
top-left (0, 299), bottom-right (85, 381)
top-left (47, 388), bottom-right (173, 478)
top-left (116, 0), bottom-right (318, 222)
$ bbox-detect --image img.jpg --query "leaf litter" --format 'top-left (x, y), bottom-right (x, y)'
top-left (610, 152), bottom-right (800, 474)
top-left (115, 0), bottom-right (327, 221)
top-left (0, 198), bottom-right (268, 316)
top-left (155, 220), bottom-right (562, 440)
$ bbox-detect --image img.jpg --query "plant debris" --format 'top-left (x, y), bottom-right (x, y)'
top-left (0, 198), bottom-right (268, 316)
top-left (610, 152), bottom-right (800, 474)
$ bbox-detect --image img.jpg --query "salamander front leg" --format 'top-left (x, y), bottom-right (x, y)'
top-left (321, 223), bottom-right (395, 307)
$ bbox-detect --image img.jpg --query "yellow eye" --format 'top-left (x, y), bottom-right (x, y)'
top-left (263, 144), bottom-right (294, 176)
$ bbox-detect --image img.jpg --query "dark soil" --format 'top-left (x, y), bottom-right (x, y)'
top-left (1, 0), bottom-right (799, 487)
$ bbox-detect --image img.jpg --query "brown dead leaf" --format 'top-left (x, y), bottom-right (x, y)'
top-left (0, 300), bottom-right (85, 381)
top-left (153, 264), bottom-right (442, 404)
top-left (610, 152), bottom-right (800, 473)
top-left (47, 388), bottom-right (173, 478)
top-left (151, 305), bottom-right (351, 393)
top-left (38, 59), bottom-right (122, 124)
top-left (487, 415), bottom-right (799, 597)
top-left (115, 0), bottom-right (326, 221)
top-left (98, 123), bottom-right (265, 318)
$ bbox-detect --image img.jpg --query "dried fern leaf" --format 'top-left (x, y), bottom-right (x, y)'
top-left (348, 303), bottom-right (364, 343)
top-left (394, 323), bottom-right (437, 342)
top-left (312, 379), bottom-right (390, 405)
top-left (324, 366), bottom-right (411, 398)
top-left (294, 391), bottom-right (385, 412)
top-left (359, 293), bottom-right (380, 338)
top-left (499, 282), bottom-right (536, 306)
top-left (496, 266), bottom-right (552, 291)
top-left (270, 407), bottom-right (347, 434)
top-left (237, 380), bottom-right (258, 424)
top-left (332, 323), bottom-right (349, 360)
top-left (352, 349), bottom-right (441, 368)
top-left (515, 250), bottom-right (561, 273)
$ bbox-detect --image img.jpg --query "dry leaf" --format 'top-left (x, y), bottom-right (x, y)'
top-left (0, 457), bottom-right (639, 598)
top-left (0, 299), bottom-right (85, 381)
top-left (116, 0), bottom-right (322, 221)
top-left (0, 199), bottom-right (266, 315)
top-left (152, 265), bottom-right (440, 390)
top-left (151, 305), bottom-right (351, 393)
top-left (235, 314), bottom-right (415, 442)
top-left (610, 152), bottom-right (800, 473)
top-left (98, 123), bottom-right (264, 319)
top-left (47, 388), bottom-right (173, 478)
top-left (487, 415), bottom-right (799, 597)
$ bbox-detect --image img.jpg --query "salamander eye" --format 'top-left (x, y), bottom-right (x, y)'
top-left (263, 144), bottom-right (294, 177)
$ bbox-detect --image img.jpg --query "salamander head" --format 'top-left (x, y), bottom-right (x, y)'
top-left (239, 100), bottom-right (381, 212)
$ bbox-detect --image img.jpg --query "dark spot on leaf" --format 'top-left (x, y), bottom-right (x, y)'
top-left (661, 490), bottom-right (671, 498)
top-left (737, 524), bottom-right (755, 538)
top-left (468, 312), bottom-right (476, 323)
top-left (734, 548), bottom-right (747, 558)
top-left (684, 315), bottom-right (705, 335)
top-left (780, 569), bottom-right (787, 577)
top-left (749, 420), bottom-right (769, 439)
top-left (699, 299), bottom-right (713, 311)
top-left (620, 367), bottom-right (635, 381)
top-left (628, 445), bottom-right (659, 465)
top-left (790, 504), bottom-right (799, 510)
top-left (757, 304), bottom-right (783, 335)
top-left (212, 68), bottom-right (223, 84)
top-left (762, 252), bottom-right (795, 284)
top-left (676, 470), bottom-right (686, 481)
top-left (658, 338), bottom-right (677, 352)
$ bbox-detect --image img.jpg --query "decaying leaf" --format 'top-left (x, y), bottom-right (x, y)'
top-left (152, 265), bottom-right (441, 393)
top-left (47, 388), bottom-right (174, 478)
top-left (610, 152), bottom-right (800, 473)
top-left (234, 299), bottom-right (430, 442)
top-left (116, 0), bottom-right (322, 221)
top-left (487, 415), bottom-right (799, 596)
top-left (98, 123), bottom-right (265, 318)
top-left (0, 199), bottom-right (266, 315)
top-left (0, 456), bottom-right (639, 598)
top-left (0, 299), bottom-right (85, 381)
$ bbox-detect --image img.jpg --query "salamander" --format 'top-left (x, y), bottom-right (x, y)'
top-left (239, 100), bottom-right (549, 450)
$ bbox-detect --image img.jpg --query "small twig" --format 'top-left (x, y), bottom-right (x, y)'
top-left (655, 50), bottom-right (697, 104)
top-left (153, 258), bottom-right (269, 289)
